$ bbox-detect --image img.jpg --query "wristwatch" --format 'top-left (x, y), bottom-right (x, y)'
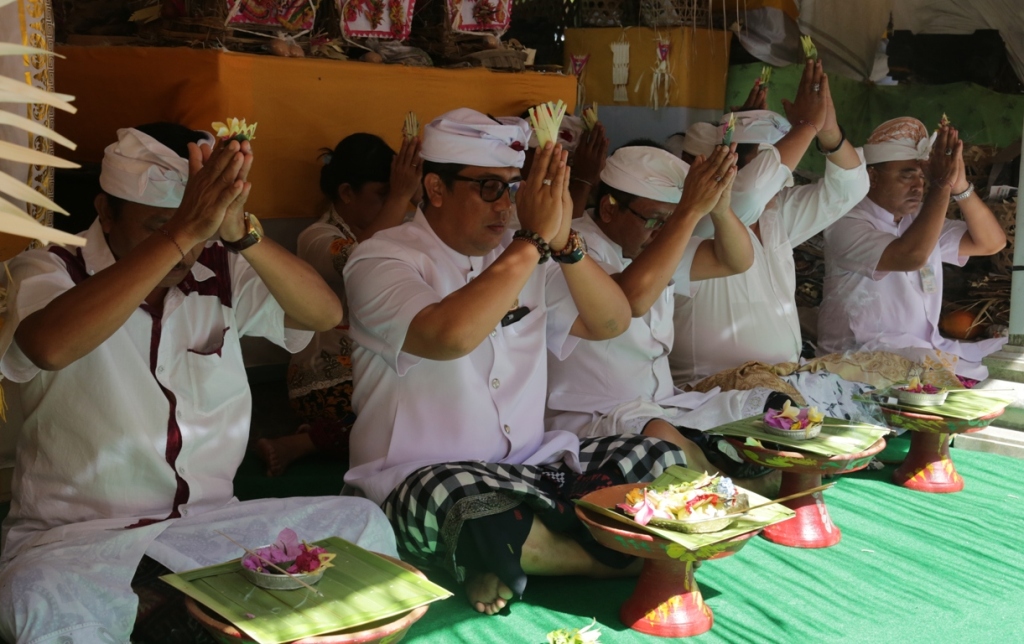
top-left (223, 212), bottom-right (264, 253)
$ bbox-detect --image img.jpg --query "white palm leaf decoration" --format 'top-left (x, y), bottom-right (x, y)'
top-left (0, 0), bottom-right (84, 248)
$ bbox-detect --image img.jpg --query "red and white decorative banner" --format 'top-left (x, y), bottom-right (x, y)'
top-left (450, 0), bottom-right (512, 34)
top-left (225, 0), bottom-right (320, 31)
top-left (340, 0), bottom-right (416, 40)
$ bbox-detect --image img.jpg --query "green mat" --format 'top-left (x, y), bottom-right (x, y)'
top-left (401, 448), bottom-right (1024, 644)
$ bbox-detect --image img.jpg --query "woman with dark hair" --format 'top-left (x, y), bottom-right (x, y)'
top-left (256, 133), bottom-right (421, 475)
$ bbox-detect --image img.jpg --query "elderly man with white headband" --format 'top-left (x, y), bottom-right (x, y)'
top-left (546, 144), bottom-right (792, 490)
top-left (0, 122), bottom-right (398, 643)
top-left (818, 118), bottom-right (1007, 380)
top-left (343, 108), bottom-right (687, 616)
top-left (667, 59), bottom-right (877, 421)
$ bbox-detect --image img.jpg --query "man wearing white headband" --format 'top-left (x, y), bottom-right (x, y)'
top-left (0, 123), bottom-right (397, 642)
top-left (664, 121), bottom-right (719, 164)
top-left (667, 60), bottom-right (877, 421)
top-left (344, 108), bottom-right (687, 616)
top-left (818, 119), bottom-right (1007, 379)
top-left (546, 143), bottom-right (795, 492)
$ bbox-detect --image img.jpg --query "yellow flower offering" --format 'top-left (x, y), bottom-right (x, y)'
top-left (212, 117), bottom-right (257, 142)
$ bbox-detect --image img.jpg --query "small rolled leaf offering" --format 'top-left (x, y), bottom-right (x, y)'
top-left (547, 618), bottom-right (602, 644)
top-left (800, 34), bottom-right (818, 60)
top-left (939, 112), bottom-right (951, 128)
top-left (581, 103), bottom-right (599, 131)
top-left (403, 111), bottom-right (420, 140)
top-left (758, 65), bottom-right (773, 86)
top-left (212, 117), bottom-right (257, 142)
top-left (722, 112), bottom-right (736, 146)
top-left (528, 100), bottom-right (568, 148)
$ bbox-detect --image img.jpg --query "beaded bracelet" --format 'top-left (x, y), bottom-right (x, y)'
top-left (512, 229), bottom-right (551, 264)
top-left (156, 227), bottom-right (186, 261)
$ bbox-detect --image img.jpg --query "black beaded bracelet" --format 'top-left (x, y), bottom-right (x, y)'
top-left (512, 229), bottom-right (551, 264)
top-left (814, 125), bottom-right (846, 156)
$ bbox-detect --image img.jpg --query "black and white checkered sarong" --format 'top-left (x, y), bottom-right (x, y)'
top-left (383, 434), bottom-right (686, 579)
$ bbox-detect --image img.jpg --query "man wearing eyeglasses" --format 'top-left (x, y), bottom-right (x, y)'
top-left (546, 144), bottom-right (790, 490)
top-left (342, 108), bottom-right (688, 616)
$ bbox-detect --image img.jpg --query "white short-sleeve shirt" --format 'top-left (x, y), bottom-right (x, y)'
top-left (0, 219), bottom-right (312, 561)
top-left (546, 215), bottom-right (705, 434)
top-left (818, 197), bottom-right (1007, 374)
top-left (669, 152), bottom-right (870, 383)
top-left (343, 211), bottom-right (583, 505)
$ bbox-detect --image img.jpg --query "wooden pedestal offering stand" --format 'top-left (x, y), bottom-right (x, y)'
top-left (725, 437), bottom-right (886, 548)
top-left (575, 483), bottom-right (761, 638)
top-left (880, 407), bottom-right (1004, 493)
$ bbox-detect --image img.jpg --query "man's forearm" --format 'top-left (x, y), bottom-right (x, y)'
top-left (709, 209), bottom-right (754, 273)
top-left (241, 237), bottom-right (343, 331)
top-left (959, 192), bottom-right (1007, 255)
top-left (563, 255), bottom-right (631, 340)
top-left (614, 210), bottom-right (701, 317)
top-left (16, 232), bottom-right (185, 370)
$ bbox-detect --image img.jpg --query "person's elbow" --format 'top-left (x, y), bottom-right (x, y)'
top-left (15, 328), bottom-right (72, 371)
top-left (726, 248), bottom-right (755, 275)
top-left (591, 298), bottom-right (632, 339)
top-left (981, 232), bottom-right (1007, 256)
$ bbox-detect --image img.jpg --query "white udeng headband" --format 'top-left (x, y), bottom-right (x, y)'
top-left (99, 128), bottom-right (213, 208)
top-left (600, 146), bottom-right (690, 204)
top-left (420, 108), bottom-right (531, 169)
top-left (863, 137), bottom-right (932, 165)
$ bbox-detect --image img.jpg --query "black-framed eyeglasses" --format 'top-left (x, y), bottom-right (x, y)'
top-left (624, 205), bottom-right (666, 230)
top-left (451, 176), bottom-right (521, 203)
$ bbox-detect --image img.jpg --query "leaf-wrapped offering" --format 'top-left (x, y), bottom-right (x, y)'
top-left (758, 65), bottom-right (773, 86)
top-left (763, 400), bottom-right (824, 439)
top-left (212, 117), bottom-right (257, 142)
top-left (403, 111), bottom-right (419, 140)
top-left (895, 377), bottom-right (948, 407)
top-left (528, 100), bottom-right (568, 148)
top-left (722, 112), bottom-right (736, 146)
top-left (939, 112), bottom-right (951, 128)
top-left (800, 34), bottom-right (819, 60)
top-left (616, 473), bottom-right (749, 534)
top-left (581, 103), bottom-right (599, 132)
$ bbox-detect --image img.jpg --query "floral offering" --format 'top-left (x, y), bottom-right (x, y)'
top-left (241, 528), bottom-right (336, 574)
top-left (722, 112), bottom-right (736, 146)
top-left (527, 100), bottom-right (568, 148)
top-left (616, 474), bottom-right (744, 527)
top-left (581, 104), bottom-right (599, 132)
top-left (763, 400), bottom-right (823, 431)
top-left (899, 377), bottom-right (942, 395)
top-left (547, 618), bottom-right (602, 644)
top-left (212, 117), bottom-right (257, 142)
top-left (800, 34), bottom-right (818, 60)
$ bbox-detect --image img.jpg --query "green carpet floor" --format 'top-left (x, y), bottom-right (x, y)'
top-left (401, 447), bottom-right (1024, 644)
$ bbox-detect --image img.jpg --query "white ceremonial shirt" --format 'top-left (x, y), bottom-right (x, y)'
top-left (818, 197), bottom-right (1007, 378)
top-left (669, 151), bottom-right (870, 383)
top-left (0, 219), bottom-right (313, 562)
top-left (546, 216), bottom-right (729, 435)
top-left (343, 211), bottom-right (583, 505)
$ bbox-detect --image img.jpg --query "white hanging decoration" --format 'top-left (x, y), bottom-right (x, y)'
top-left (648, 39), bottom-right (673, 110)
top-left (610, 39), bottom-right (630, 103)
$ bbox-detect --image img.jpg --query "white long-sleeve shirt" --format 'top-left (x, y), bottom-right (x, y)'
top-left (818, 197), bottom-right (1007, 378)
top-left (669, 151), bottom-right (870, 383)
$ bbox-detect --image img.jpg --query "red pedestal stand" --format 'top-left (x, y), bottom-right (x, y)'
top-left (881, 408), bottom-right (1003, 494)
top-left (576, 484), bottom-right (759, 638)
top-left (726, 438), bottom-right (886, 549)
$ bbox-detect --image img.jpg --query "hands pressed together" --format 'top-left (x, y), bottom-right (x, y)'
top-left (515, 142), bottom-right (574, 251)
top-left (678, 144), bottom-right (738, 220)
top-left (926, 126), bottom-right (964, 191)
top-left (165, 138), bottom-right (254, 249)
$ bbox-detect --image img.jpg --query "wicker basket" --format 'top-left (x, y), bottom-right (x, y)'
top-left (579, 0), bottom-right (627, 27)
top-left (639, 0), bottom-right (709, 28)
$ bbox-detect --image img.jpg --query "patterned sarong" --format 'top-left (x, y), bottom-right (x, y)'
top-left (383, 434), bottom-right (686, 581)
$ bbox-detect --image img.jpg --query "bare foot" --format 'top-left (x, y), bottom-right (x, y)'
top-left (254, 431), bottom-right (316, 477)
top-left (464, 572), bottom-right (513, 615)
